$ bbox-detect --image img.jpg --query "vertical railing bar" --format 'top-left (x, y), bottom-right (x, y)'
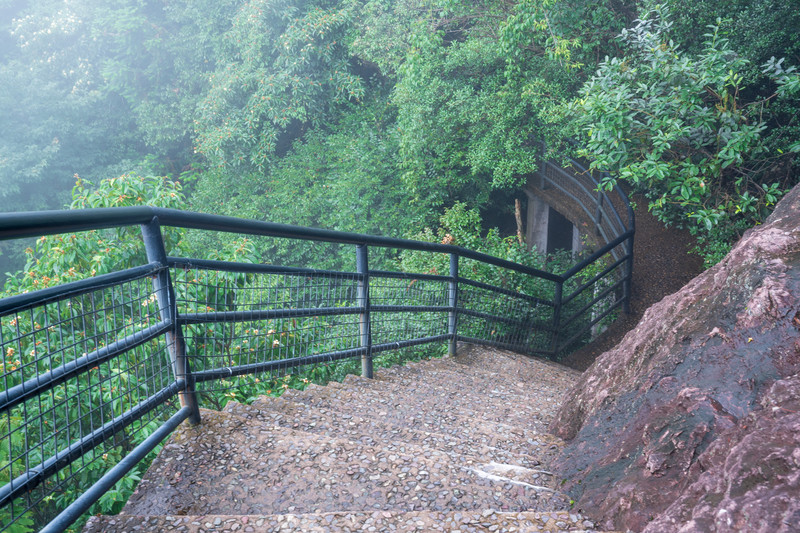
top-left (448, 253), bottom-right (459, 357)
top-left (595, 181), bottom-right (604, 237)
top-left (141, 218), bottom-right (201, 425)
top-left (356, 244), bottom-right (373, 379)
top-left (550, 280), bottom-right (563, 356)
top-left (623, 234), bottom-right (634, 314)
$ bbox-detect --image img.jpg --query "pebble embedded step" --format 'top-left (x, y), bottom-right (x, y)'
top-left (372, 363), bottom-right (570, 412)
top-left (277, 377), bottom-right (565, 462)
top-left (450, 346), bottom-right (581, 379)
top-left (121, 409), bottom-right (570, 518)
top-left (282, 375), bottom-right (554, 435)
top-left (85, 509), bottom-right (608, 532)
top-left (223, 396), bottom-right (559, 469)
top-left (85, 346), bottom-right (610, 533)
top-left (437, 346), bottom-right (582, 387)
top-left (280, 385), bottom-right (558, 457)
top-left (343, 371), bottom-right (563, 428)
top-left (278, 348), bottom-right (578, 435)
top-left (388, 354), bottom-right (578, 400)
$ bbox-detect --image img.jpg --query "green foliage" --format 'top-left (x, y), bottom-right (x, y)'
top-left (0, 59), bottom-right (142, 211)
top-left (386, 0), bottom-right (627, 209)
top-left (0, 174), bottom-right (190, 532)
top-left (194, 0), bottom-right (364, 172)
top-left (3, 175), bottom-right (185, 296)
top-left (15, 0), bottom-right (239, 155)
top-left (1, 513), bottom-right (34, 533)
top-left (344, 0), bottom-right (421, 76)
top-left (665, 0), bottom-right (800, 68)
top-left (99, 0), bottom-right (241, 159)
top-left (763, 56), bottom-right (800, 155)
top-left (400, 202), bottom-right (554, 293)
top-left (191, 90), bottom-right (427, 270)
top-left (573, 5), bottom-right (799, 265)
top-left (0, 0), bottom-right (222, 218)
top-left (395, 33), bottom-right (544, 197)
top-left (3, 0), bottom-right (795, 276)
top-left (499, 0), bottom-right (625, 72)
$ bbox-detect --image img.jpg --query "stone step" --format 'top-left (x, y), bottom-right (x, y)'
top-left (366, 365), bottom-right (569, 424)
top-left (344, 372), bottom-right (558, 432)
top-left (283, 373), bottom-right (552, 435)
top-left (281, 384), bottom-right (564, 466)
top-left (447, 346), bottom-right (581, 385)
top-left (439, 351), bottom-right (577, 385)
top-left (374, 360), bottom-right (570, 409)
top-left (122, 409), bottom-right (571, 518)
top-left (85, 509), bottom-right (609, 532)
top-left (407, 351), bottom-right (579, 398)
top-left (224, 396), bottom-right (556, 470)
top-left (279, 385), bottom-right (564, 467)
top-left (316, 350), bottom-right (577, 429)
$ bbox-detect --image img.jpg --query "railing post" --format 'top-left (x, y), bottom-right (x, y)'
top-left (448, 253), bottom-right (459, 357)
top-left (595, 186), bottom-right (604, 237)
top-left (539, 141), bottom-right (547, 190)
top-left (623, 234), bottom-right (634, 314)
top-left (141, 218), bottom-right (201, 425)
top-left (549, 279), bottom-right (564, 356)
top-left (356, 244), bottom-right (373, 378)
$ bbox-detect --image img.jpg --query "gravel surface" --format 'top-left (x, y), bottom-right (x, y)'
top-left (563, 194), bottom-right (703, 370)
top-left (86, 346), bottom-right (618, 532)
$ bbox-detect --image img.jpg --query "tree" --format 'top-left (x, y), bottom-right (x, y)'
top-left (190, 89), bottom-right (423, 270)
top-left (193, 0), bottom-right (364, 173)
top-left (3, 174), bottom-right (187, 297)
top-left (573, 5), bottom-right (799, 266)
top-left (377, 0), bottom-right (627, 209)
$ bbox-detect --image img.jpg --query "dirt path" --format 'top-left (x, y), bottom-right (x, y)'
top-left (563, 194), bottom-right (704, 371)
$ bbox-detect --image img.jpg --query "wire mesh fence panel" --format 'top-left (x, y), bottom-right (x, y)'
top-left (172, 266), bottom-right (360, 313)
top-left (0, 273), bottom-right (179, 532)
top-left (457, 280), bottom-right (554, 354)
top-left (172, 267), bottom-right (362, 397)
top-left (558, 242), bottom-right (629, 353)
top-left (458, 256), bottom-right (557, 300)
top-left (456, 315), bottom-right (550, 354)
top-left (369, 271), bottom-right (450, 347)
top-left (369, 273), bottom-right (449, 309)
top-left (371, 311), bottom-right (449, 346)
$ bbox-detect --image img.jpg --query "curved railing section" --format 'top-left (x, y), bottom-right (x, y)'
top-left (0, 198), bottom-right (632, 532)
top-left (530, 141), bottom-right (634, 263)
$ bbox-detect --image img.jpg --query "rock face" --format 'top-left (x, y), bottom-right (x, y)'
top-left (549, 184), bottom-right (800, 532)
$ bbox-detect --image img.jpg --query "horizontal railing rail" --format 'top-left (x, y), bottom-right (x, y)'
top-left (533, 140), bottom-right (634, 268)
top-left (0, 186), bottom-right (632, 532)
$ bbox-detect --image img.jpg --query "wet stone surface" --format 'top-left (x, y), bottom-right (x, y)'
top-left (551, 183), bottom-right (800, 532)
top-left (85, 510), bottom-right (607, 532)
top-left (86, 346), bottom-right (618, 532)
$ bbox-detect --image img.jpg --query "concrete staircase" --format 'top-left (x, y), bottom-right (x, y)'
top-left (84, 346), bottom-right (609, 532)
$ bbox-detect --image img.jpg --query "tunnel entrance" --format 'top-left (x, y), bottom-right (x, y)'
top-left (547, 208), bottom-right (574, 255)
top-left (525, 192), bottom-right (582, 257)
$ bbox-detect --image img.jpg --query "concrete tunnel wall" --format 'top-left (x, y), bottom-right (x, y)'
top-left (524, 189), bottom-right (584, 257)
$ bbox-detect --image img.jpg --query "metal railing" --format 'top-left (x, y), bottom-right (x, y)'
top-left (0, 194), bottom-right (632, 532)
top-left (533, 140), bottom-right (631, 265)
top-left (530, 142), bottom-right (636, 346)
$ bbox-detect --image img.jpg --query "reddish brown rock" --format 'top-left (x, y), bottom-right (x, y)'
top-left (646, 375), bottom-right (800, 532)
top-left (549, 184), bottom-right (800, 532)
